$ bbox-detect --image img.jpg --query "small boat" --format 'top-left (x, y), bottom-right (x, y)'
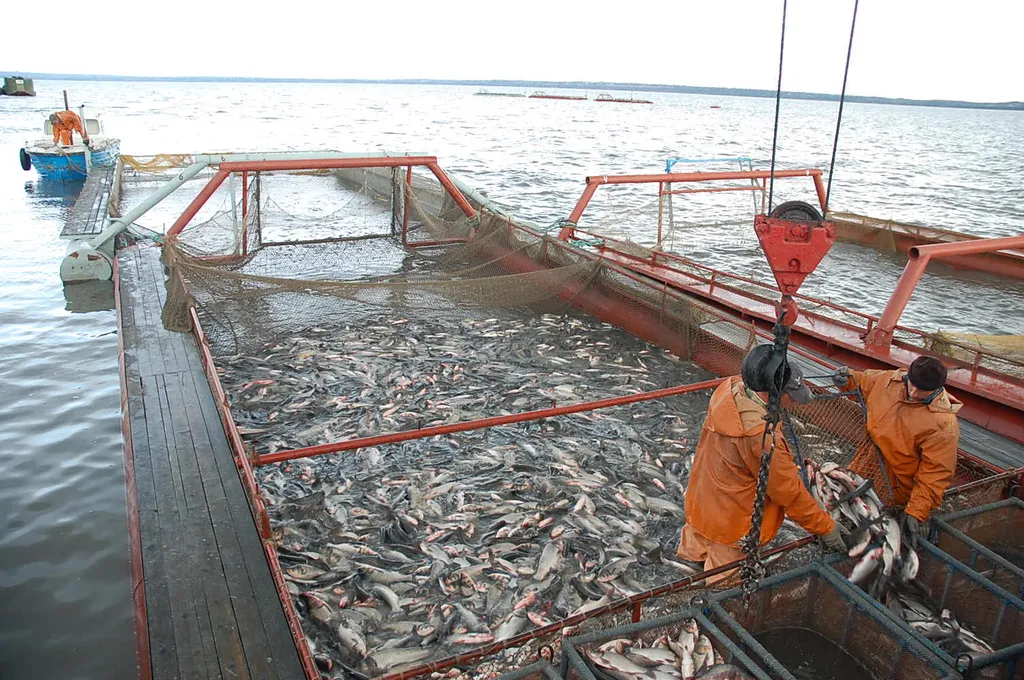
top-left (1, 76), bottom-right (35, 96)
top-left (710, 105), bottom-right (722, 109)
top-left (474, 89), bottom-right (524, 97)
top-left (20, 113), bottom-right (120, 182)
top-left (595, 93), bottom-right (653, 105)
top-left (529, 91), bottom-right (588, 101)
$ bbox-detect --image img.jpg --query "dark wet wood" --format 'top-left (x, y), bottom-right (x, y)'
top-left (118, 244), bottom-right (305, 680)
top-left (61, 164), bottom-right (117, 237)
top-left (701, 320), bottom-right (1024, 470)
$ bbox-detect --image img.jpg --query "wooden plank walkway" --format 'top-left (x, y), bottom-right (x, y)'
top-left (702, 320), bottom-right (1024, 471)
top-left (61, 163), bottom-right (119, 238)
top-left (117, 243), bottom-right (306, 680)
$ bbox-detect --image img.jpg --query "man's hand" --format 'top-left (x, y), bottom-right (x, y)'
top-left (821, 524), bottom-right (846, 553)
top-left (830, 366), bottom-right (851, 386)
top-left (903, 513), bottom-right (921, 548)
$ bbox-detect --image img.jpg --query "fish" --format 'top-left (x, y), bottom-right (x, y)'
top-left (223, 313), bottom-right (716, 673)
top-left (849, 547), bottom-right (884, 585)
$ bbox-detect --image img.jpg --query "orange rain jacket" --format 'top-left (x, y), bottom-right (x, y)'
top-left (684, 376), bottom-right (835, 547)
top-left (848, 369), bottom-right (961, 522)
top-left (51, 110), bottom-right (85, 145)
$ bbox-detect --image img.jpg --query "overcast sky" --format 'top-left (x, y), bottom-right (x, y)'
top-left (3, 0), bottom-right (1021, 102)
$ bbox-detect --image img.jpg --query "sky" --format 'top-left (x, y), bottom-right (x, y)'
top-left (2, 0), bottom-right (1021, 102)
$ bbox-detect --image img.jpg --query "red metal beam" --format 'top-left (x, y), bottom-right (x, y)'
top-left (426, 162), bottom-right (477, 218)
top-left (664, 185), bottom-right (766, 197)
top-left (216, 155), bottom-right (438, 173)
top-left (869, 234), bottom-right (1024, 348)
top-left (257, 378), bottom-right (725, 466)
top-left (166, 169), bottom-right (229, 237)
top-left (563, 168), bottom-right (825, 233)
top-left (189, 306), bottom-right (273, 539)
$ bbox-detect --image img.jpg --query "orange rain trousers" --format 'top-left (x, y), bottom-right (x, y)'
top-left (52, 110), bottom-right (85, 146)
top-left (848, 369), bottom-right (961, 522)
top-left (678, 377), bottom-right (835, 574)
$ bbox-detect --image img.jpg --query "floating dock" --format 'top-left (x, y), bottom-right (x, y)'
top-left (116, 244), bottom-right (307, 680)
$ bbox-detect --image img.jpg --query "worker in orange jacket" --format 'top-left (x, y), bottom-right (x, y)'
top-left (831, 356), bottom-right (961, 542)
top-left (49, 111), bottom-right (86, 146)
top-left (678, 348), bottom-right (845, 584)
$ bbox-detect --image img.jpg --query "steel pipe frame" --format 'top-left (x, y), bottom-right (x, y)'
top-left (869, 234), bottom-right (1024, 348)
top-left (256, 378), bottom-right (726, 466)
top-left (562, 168), bottom-right (826, 233)
top-left (166, 156), bottom-right (477, 238)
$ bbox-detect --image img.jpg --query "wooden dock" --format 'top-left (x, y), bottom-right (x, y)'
top-left (61, 162), bottom-right (121, 238)
top-left (116, 243), bottom-right (306, 680)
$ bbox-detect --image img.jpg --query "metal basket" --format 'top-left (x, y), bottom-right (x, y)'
top-left (933, 498), bottom-right (1024, 600)
top-left (827, 539), bottom-right (1024, 678)
top-left (496, 661), bottom-right (563, 680)
top-left (710, 563), bottom-right (957, 680)
top-left (561, 606), bottom-right (778, 680)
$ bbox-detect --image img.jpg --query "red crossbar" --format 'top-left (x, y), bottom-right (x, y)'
top-left (256, 378), bottom-right (726, 466)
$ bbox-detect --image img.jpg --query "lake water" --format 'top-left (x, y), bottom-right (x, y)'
top-left (0, 80), bottom-right (1021, 677)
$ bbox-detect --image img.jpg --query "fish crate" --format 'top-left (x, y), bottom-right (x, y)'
top-left (560, 606), bottom-right (781, 680)
top-left (933, 498), bottom-right (1024, 599)
top-left (827, 539), bottom-right (1024, 679)
top-left (495, 661), bottom-right (563, 680)
top-left (710, 563), bottom-right (957, 680)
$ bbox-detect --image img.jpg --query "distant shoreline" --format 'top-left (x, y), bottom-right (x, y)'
top-left (5, 72), bottom-right (1023, 111)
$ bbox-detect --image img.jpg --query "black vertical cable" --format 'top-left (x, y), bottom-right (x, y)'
top-left (825, 0), bottom-right (860, 214)
top-left (767, 0), bottom-right (788, 214)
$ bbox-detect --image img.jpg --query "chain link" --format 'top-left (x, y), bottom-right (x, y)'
top-left (739, 310), bottom-right (792, 598)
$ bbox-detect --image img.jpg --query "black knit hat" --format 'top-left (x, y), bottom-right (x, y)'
top-left (908, 356), bottom-right (947, 391)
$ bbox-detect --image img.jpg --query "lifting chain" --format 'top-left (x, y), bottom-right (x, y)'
top-left (738, 308), bottom-right (792, 598)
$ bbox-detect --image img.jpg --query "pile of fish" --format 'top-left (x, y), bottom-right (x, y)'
top-left (806, 460), bottom-right (995, 660)
top-left (581, 618), bottom-right (755, 680)
top-left (805, 459), bottom-right (920, 595)
top-left (219, 312), bottom-right (722, 677)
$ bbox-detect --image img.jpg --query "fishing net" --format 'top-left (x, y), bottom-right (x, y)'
top-left (828, 540), bottom-right (1024, 679)
top-left (711, 565), bottom-right (958, 680)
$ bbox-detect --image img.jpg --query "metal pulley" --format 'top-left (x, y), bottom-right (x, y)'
top-left (753, 200), bottom-right (837, 325)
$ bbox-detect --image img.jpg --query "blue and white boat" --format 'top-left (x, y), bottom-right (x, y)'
top-left (20, 115), bottom-right (120, 182)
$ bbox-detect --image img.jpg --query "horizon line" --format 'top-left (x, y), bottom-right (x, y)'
top-left (4, 71), bottom-right (1023, 110)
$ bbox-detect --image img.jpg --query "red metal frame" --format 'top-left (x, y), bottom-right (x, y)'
top-left (560, 168), bottom-right (826, 239)
top-left (868, 234), bottom-right (1024, 347)
top-left (189, 306), bottom-right (272, 539)
top-left (113, 251), bottom-right (154, 680)
top-left (256, 378), bottom-right (726, 466)
top-left (166, 156), bottom-right (477, 238)
top-left (546, 166), bottom-right (1024, 441)
top-left (156, 160), bottom-right (1021, 680)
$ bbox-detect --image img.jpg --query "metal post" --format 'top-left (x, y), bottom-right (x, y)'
top-left (402, 165), bottom-right (412, 246)
top-left (656, 181), bottom-right (665, 248)
top-left (867, 234), bottom-right (1024, 347)
top-left (228, 172), bottom-right (238, 252)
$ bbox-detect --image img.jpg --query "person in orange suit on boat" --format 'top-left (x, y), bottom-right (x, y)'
top-left (49, 111), bottom-right (86, 146)
top-left (830, 356), bottom-right (961, 543)
top-left (677, 347), bottom-right (845, 585)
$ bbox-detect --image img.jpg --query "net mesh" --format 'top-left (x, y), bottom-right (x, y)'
top-left (712, 566), bottom-right (957, 680)
top-left (933, 500), bottom-right (1024, 598)
top-left (829, 541), bottom-right (1024, 678)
